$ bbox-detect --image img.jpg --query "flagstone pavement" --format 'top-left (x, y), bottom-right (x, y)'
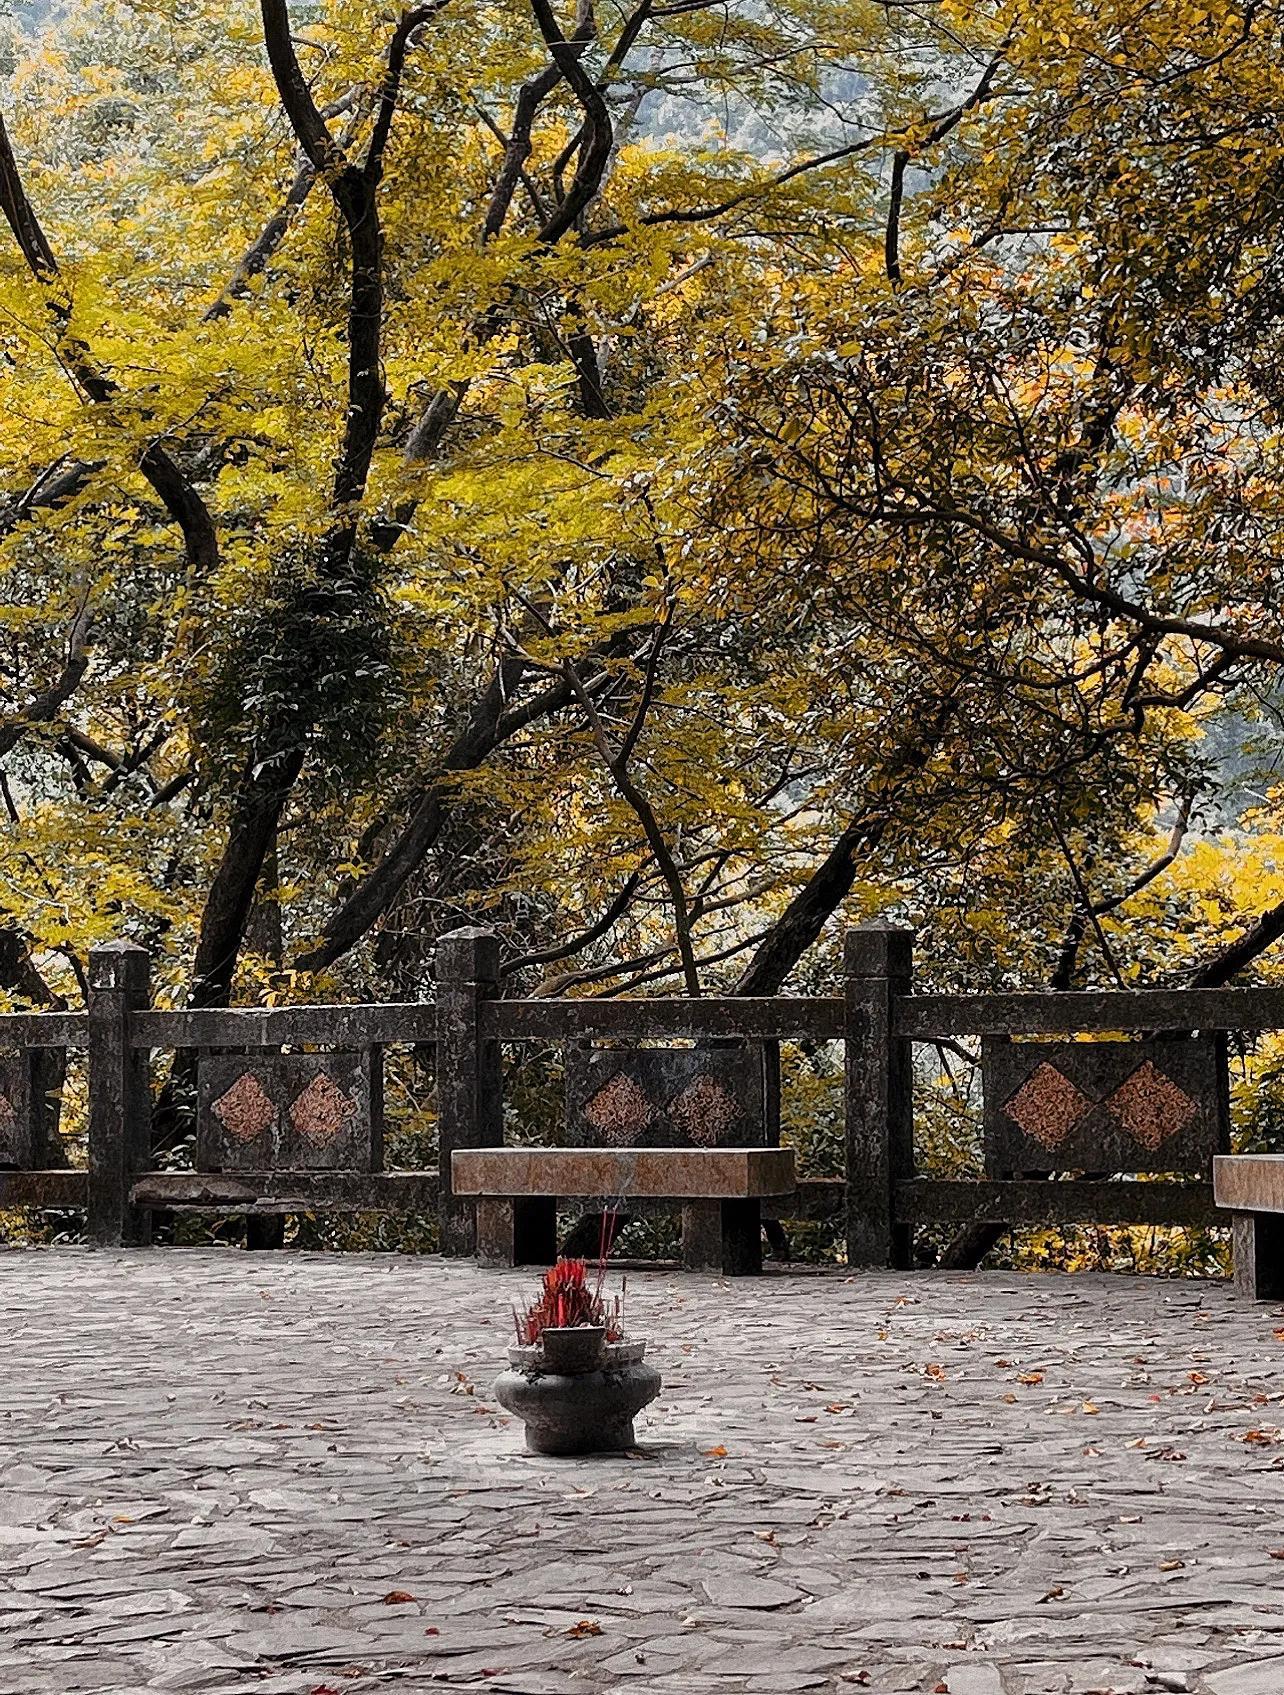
top-left (3, 1250), bottom-right (1284, 1695)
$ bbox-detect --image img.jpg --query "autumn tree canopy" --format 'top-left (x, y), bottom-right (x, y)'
top-left (2, 0), bottom-right (1283, 1022)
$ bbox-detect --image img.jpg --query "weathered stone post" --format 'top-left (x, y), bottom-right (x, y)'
top-left (844, 923), bottom-right (914, 1269)
top-left (87, 940), bottom-right (152, 1247)
top-left (435, 927), bottom-right (502, 1256)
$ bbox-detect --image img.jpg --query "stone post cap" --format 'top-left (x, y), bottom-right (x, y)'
top-left (844, 922), bottom-right (914, 980)
top-left (88, 940), bottom-right (151, 993)
top-left (434, 926), bottom-right (500, 982)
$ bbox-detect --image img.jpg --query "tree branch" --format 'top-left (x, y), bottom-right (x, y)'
top-left (560, 654), bottom-right (701, 995)
top-left (0, 598), bottom-right (93, 758)
top-left (1052, 801), bottom-right (1191, 989)
top-left (259, 0), bottom-right (349, 175)
top-left (885, 148), bottom-right (908, 283)
top-left (529, 0), bottom-right (614, 243)
top-left (501, 865), bottom-right (647, 977)
top-left (1190, 895), bottom-right (1284, 988)
top-left (364, 2), bottom-right (449, 185)
top-left (0, 110), bottom-right (219, 574)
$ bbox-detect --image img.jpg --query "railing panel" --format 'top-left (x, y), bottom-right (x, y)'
top-left (197, 1050), bottom-right (383, 1173)
top-left (982, 1034), bottom-right (1228, 1175)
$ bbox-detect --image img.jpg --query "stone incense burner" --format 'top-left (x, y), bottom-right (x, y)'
top-left (495, 1326), bottom-right (661, 1456)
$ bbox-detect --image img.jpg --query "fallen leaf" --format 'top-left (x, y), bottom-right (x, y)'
top-left (825, 1402), bottom-right (849, 1414)
top-left (382, 1591), bottom-right (416, 1605)
top-left (1018, 1372), bottom-right (1044, 1387)
top-left (1081, 1401), bottom-right (1100, 1415)
top-left (424, 1626), bottom-right (440, 1636)
top-left (703, 1444), bottom-right (728, 1459)
top-left (568, 1619), bottom-right (603, 1638)
top-left (925, 1364), bottom-right (946, 1381)
top-left (1001, 1392), bottom-right (1017, 1404)
top-left (1158, 1559), bottom-right (1185, 1571)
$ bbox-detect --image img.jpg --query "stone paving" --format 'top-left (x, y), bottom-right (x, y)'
top-left (3, 1252), bottom-right (1284, 1695)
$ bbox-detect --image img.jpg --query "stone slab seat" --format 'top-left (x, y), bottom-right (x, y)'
top-left (1214, 1154), bottom-right (1284, 1300)
top-left (451, 1146), bottom-right (797, 1276)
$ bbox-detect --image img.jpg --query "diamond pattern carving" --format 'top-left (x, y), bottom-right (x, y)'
top-left (290, 1072), bottom-right (357, 1145)
top-left (212, 1073), bottom-right (275, 1144)
top-left (583, 1073), bottom-right (654, 1145)
top-left (1004, 1063), bottom-right (1093, 1149)
top-left (668, 1074), bottom-right (741, 1147)
top-left (1105, 1061), bottom-right (1199, 1152)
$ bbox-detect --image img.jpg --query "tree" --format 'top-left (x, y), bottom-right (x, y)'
top-left (0, 0), bottom-right (945, 1011)
top-left (2, 0), bottom-right (1283, 1049)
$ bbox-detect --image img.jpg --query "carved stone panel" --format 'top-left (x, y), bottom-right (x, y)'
top-left (565, 1042), bottom-right (773, 1151)
top-left (197, 1050), bottom-right (383, 1172)
top-left (983, 1036), bottom-right (1228, 1175)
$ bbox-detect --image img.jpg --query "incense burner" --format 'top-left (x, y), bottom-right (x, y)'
top-left (495, 1333), bottom-right (661, 1456)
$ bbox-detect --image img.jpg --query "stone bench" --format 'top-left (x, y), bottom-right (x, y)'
top-left (1214, 1155), bottom-right (1284, 1299)
top-left (451, 1146), bottom-right (797, 1276)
